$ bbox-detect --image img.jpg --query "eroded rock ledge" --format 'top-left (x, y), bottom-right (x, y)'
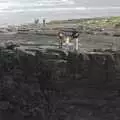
top-left (0, 42), bottom-right (120, 120)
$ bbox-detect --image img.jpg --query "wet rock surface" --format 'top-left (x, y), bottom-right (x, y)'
top-left (0, 42), bottom-right (120, 120)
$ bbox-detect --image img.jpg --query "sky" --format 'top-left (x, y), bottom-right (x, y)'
top-left (0, 0), bottom-right (120, 25)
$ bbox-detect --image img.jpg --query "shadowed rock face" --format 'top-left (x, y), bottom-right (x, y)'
top-left (0, 43), bottom-right (120, 120)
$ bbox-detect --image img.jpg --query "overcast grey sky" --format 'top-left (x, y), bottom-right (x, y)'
top-left (0, 0), bottom-right (120, 25)
top-left (1, 0), bottom-right (120, 10)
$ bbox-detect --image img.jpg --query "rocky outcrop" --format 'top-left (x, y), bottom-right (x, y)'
top-left (0, 43), bottom-right (120, 120)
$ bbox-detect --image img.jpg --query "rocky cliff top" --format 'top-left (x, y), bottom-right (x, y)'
top-left (0, 41), bottom-right (120, 120)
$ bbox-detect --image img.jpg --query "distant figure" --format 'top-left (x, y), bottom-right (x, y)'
top-left (43, 19), bottom-right (46, 27)
top-left (34, 18), bottom-right (39, 24)
top-left (58, 28), bottom-right (79, 51)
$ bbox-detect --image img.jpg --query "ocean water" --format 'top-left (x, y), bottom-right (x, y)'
top-left (0, 0), bottom-right (120, 25)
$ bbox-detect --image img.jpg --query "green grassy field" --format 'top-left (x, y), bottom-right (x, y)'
top-left (48, 16), bottom-right (120, 28)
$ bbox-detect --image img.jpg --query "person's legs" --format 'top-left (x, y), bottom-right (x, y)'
top-left (59, 39), bottom-right (63, 48)
top-left (75, 38), bottom-right (79, 51)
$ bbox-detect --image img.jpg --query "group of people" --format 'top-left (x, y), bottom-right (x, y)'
top-left (57, 28), bottom-right (80, 51)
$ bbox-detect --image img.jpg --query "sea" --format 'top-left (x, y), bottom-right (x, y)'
top-left (0, 0), bottom-right (120, 25)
